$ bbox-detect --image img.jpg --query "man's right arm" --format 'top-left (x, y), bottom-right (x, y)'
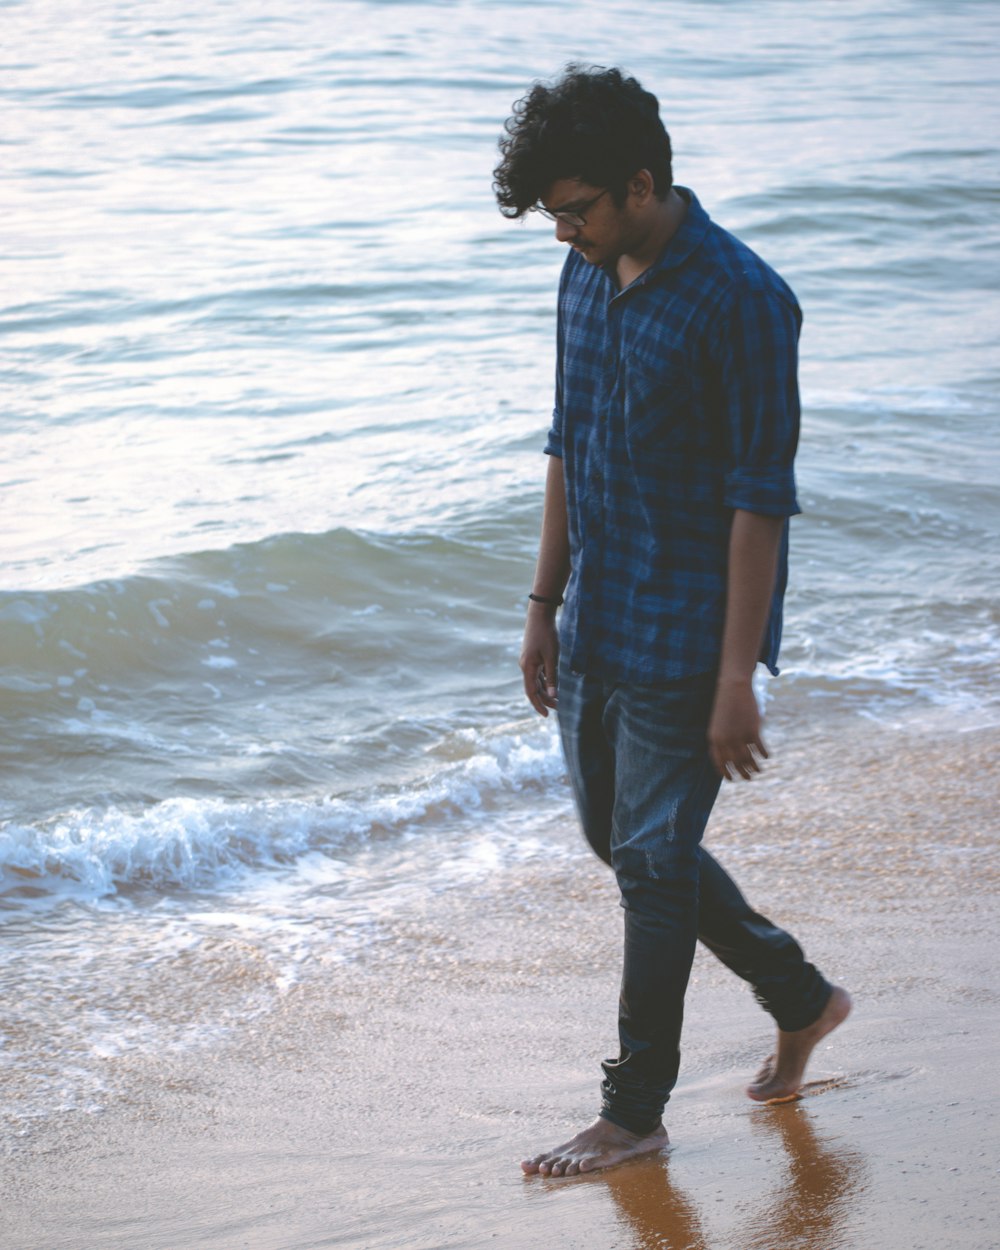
top-left (521, 454), bottom-right (570, 717)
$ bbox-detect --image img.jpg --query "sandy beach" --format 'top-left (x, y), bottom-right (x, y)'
top-left (3, 2), bottom-right (999, 1246)
top-left (3, 711), bottom-right (997, 1250)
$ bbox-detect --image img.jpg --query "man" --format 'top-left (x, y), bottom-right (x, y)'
top-left (494, 65), bottom-right (850, 1177)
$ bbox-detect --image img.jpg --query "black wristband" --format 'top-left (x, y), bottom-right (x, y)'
top-left (528, 592), bottom-right (564, 606)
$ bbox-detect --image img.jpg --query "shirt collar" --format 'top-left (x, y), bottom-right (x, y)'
top-left (650, 186), bottom-right (710, 273)
top-left (607, 186), bottom-right (710, 294)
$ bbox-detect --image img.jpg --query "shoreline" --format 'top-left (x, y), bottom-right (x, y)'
top-left (2, 714), bottom-right (998, 1249)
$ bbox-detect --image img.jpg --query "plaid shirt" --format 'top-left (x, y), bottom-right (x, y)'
top-left (545, 188), bottom-right (802, 680)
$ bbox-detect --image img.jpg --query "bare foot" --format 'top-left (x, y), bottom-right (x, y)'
top-left (747, 986), bottom-right (852, 1104)
top-left (521, 1117), bottom-right (668, 1177)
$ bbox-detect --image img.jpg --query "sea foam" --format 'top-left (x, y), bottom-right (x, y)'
top-left (0, 724), bottom-right (566, 905)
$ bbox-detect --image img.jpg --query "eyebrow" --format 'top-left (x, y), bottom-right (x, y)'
top-left (545, 197), bottom-right (588, 213)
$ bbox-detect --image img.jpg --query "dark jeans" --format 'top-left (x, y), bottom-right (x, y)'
top-left (557, 663), bottom-right (832, 1136)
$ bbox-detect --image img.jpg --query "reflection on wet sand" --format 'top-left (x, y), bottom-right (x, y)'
top-left (741, 1105), bottom-right (868, 1250)
top-left (601, 1153), bottom-right (708, 1250)
top-left (597, 1105), bottom-right (867, 1250)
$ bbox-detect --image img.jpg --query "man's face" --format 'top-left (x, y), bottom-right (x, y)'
top-left (539, 178), bottom-right (632, 267)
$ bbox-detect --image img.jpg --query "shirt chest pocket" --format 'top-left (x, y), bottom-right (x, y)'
top-left (620, 350), bottom-right (691, 461)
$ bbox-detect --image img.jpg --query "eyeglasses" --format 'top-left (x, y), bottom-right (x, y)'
top-left (532, 188), bottom-right (610, 228)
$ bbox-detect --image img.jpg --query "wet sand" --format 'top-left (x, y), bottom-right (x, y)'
top-left (2, 713), bottom-right (998, 1250)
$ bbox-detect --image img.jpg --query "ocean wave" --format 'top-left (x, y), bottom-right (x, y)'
top-left (3, 515), bottom-right (997, 840)
top-left (0, 524), bottom-right (527, 691)
top-left (0, 724), bottom-right (565, 904)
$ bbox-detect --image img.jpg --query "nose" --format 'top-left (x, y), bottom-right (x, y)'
top-left (554, 217), bottom-right (579, 243)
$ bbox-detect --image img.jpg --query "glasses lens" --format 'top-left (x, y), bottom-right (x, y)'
top-left (534, 206), bottom-right (584, 226)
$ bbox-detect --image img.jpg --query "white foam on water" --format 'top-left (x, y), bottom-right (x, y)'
top-left (0, 675), bottom-right (53, 693)
top-left (803, 383), bottom-right (979, 418)
top-left (0, 723), bottom-right (575, 1137)
top-left (781, 619), bottom-right (1000, 721)
top-left (0, 722), bottom-right (567, 905)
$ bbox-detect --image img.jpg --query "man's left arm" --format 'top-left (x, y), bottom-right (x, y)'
top-left (710, 282), bottom-right (803, 780)
top-left (708, 509), bottom-right (783, 780)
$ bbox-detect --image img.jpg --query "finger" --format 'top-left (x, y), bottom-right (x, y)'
top-left (542, 648), bottom-right (559, 705)
top-left (709, 742), bottom-right (731, 780)
top-left (712, 741), bottom-right (760, 781)
top-left (535, 668), bottom-right (558, 711)
top-left (738, 747), bottom-right (765, 779)
top-left (748, 739), bottom-right (769, 772)
top-left (528, 689), bottom-right (549, 717)
top-left (723, 744), bottom-right (752, 780)
top-left (521, 659), bottom-right (549, 718)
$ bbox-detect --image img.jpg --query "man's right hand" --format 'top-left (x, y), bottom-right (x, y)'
top-left (520, 606), bottom-right (560, 717)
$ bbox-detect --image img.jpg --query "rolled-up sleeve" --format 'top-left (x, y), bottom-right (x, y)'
top-left (715, 286), bottom-right (802, 517)
top-left (544, 407), bottom-right (563, 458)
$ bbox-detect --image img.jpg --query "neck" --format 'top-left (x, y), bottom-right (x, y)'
top-left (616, 188), bottom-right (687, 288)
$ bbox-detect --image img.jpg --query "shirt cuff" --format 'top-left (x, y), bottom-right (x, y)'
top-left (543, 416), bottom-right (563, 458)
top-left (723, 465), bottom-right (801, 517)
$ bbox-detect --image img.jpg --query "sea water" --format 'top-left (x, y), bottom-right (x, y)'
top-left (2, 0), bottom-right (998, 1132)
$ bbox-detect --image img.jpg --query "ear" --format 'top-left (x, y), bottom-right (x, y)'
top-left (627, 169), bottom-right (656, 205)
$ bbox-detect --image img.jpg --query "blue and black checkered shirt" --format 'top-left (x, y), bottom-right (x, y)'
top-left (545, 187), bottom-right (802, 680)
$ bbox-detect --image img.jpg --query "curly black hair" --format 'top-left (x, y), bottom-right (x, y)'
top-left (493, 64), bottom-right (673, 218)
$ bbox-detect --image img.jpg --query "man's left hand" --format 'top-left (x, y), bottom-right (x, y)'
top-left (708, 677), bottom-right (769, 780)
